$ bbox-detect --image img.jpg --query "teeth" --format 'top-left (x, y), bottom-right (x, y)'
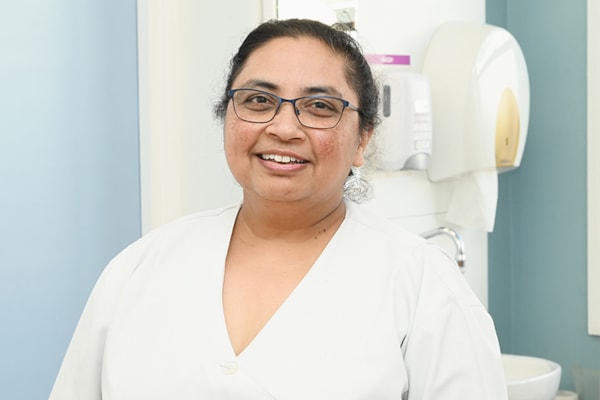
top-left (260, 154), bottom-right (305, 164)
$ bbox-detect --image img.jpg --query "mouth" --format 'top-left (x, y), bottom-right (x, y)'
top-left (259, 154), bottom-right (307, 164)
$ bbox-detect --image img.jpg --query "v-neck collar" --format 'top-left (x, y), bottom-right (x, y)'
top-left (215, 202), bottom-right (352, 360)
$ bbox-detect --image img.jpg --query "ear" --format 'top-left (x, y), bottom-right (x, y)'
top-left (353, 129), bottom-right (374, 167)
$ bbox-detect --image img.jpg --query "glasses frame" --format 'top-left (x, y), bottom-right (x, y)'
top-left (227, 88), bottom-right (360, 129)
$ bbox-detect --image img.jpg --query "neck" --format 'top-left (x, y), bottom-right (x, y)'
top-left (235, 196), bottom-right (347, 241)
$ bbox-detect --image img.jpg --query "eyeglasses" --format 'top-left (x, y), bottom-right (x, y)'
top-left (228, 88), bottom-right (360, 129)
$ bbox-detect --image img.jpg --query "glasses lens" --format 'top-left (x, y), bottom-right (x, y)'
top-left (231, 89), bottom-right (279, 123)
top-left (296, 97), bottom-right (345, 129)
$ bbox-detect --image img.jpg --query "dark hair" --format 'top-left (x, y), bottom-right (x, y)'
top-left (213, 18), bottom-right (380, 133)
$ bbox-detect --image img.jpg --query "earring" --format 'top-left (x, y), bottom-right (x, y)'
top-left (343, 166), bottom-right (373, 203)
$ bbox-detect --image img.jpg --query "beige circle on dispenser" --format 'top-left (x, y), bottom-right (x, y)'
top-left (495, 88), bottom-right (521, 167)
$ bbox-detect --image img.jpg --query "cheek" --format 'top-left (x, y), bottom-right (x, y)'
top-left (224, 116), bottom-right (253, 155)
top-left (315, 129), bottom-right (361, 163)
top-left (315, 134), bottom-right (339, 159)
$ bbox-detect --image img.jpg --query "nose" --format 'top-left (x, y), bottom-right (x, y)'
top-left (266, 101), bottom-right (305, 140)
top-left (276, 100), bottom-right (301, 119)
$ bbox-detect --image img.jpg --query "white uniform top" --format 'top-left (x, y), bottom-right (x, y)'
top-left (50, 201), bottom-right (508, 400)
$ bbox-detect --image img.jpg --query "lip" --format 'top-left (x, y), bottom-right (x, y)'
top-left (256, 150), bottom-right (309, 173)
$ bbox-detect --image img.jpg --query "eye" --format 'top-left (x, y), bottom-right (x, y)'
top-left (301, 97), bottom-right (343, 116)
top-left (312, 99), bottom-right (334, 110)
top-left (247, 94), bottom-right (270, 104)
top-left (240, 91), bottom-right (278, 111)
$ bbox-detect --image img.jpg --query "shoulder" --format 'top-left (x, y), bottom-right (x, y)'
top-left (343, 200), bottom-right (429, 255)
top-left (342, 201), bottom-right (480, 305)
top-left (146, 204), bottom-right (240, 237)
top-left (100, 204), bottom-right (240, 280)
top-left (136, 203), bottom-right (240, 247)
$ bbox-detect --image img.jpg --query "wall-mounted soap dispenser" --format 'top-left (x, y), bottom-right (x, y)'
top-left (374, 70), bottom-right (433, 171)
top-left (422, 21), bottom-right (530, 181)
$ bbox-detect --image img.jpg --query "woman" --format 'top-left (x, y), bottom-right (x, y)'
top-left (50, 19), bottom-right (507, 399)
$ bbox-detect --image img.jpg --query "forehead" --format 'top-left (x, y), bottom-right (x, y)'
top-left (233, 37), bottom-right (355, 99)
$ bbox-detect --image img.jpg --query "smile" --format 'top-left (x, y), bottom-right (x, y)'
top-left (259, 154), bottom-right (307, 164)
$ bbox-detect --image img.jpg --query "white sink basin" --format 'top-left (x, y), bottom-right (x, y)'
top-left (502, 354), bottom-right (562, 400)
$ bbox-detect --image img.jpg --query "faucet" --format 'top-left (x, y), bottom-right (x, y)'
top-left (420, 227), bottom-right (466, 272)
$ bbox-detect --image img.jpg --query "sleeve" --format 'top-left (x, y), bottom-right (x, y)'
top-left (48, 236), bottom-right (151, 400)
top-left (402, 244), bottom-right (508, 400)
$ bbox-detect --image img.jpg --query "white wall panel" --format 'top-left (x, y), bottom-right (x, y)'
top-left (137, 0), bottom-right (263, 233)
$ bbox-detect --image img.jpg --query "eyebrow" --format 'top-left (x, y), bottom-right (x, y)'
top-left (241, 79), bottom-right (278, 92)
top-left (239, 79), bottom-right (344, 98)
top-left (303, 86), bottom-right (344, 98)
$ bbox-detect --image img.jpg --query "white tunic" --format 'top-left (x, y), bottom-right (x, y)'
top-left (50, 202), bottom-right (507, 400)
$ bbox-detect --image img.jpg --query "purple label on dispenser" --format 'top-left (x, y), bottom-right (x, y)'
top-left (365, 54), bottom-right (411, 65)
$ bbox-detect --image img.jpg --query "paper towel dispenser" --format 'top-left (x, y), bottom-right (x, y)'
top-left (422, 21), bottom-right (530, 182)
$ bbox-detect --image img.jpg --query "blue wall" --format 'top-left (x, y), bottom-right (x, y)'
top-left (0, 2), bottom-right (141, 399)
top-left (487, 0), bottom-right (600, 391)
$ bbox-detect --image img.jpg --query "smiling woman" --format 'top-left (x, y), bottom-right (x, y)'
top-left (49, 17), bottom-right (508, 400)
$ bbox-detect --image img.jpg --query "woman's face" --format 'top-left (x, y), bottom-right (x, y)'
top-left (224, 36), bottom-right (371, 206)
